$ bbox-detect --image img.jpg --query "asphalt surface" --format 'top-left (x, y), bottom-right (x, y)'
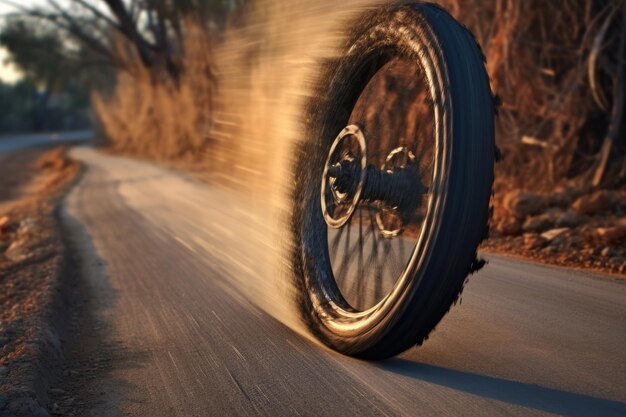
top-left (58, 147), bottom-right (626, 416)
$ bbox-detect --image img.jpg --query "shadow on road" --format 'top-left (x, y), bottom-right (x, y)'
top-left (381, 359), bottom-right (626, 417)
top-left (48, 165), bottom-right (149, 417)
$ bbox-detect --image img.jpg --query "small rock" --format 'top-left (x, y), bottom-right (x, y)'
top-left (580, 248), bottom-right (594, 256)
top-left (541, 228), bottom-right (570, 241)
top-left (554, 210), bottom-right (583, 228)
top-left (572, 190), bottom-right (617, 215)
top-left (549, 235), bottom-right (568, 249)
top-left (549, 185), bottom-right (580, 207)
top-left (600, 247), bottom-right (614, 257)
top-left (0, 215), bottom-right (9, 234)
top-left (596, 227), bottom-right (626, 244)
top-left (609, 256), bottom-right (625, 267)
top-left (17, 218), bottom-right (36, 234)
top-left (5, 239), bottom-right (26, 261)
top-left (522, 214), bottom-right (554, 233)
top-left (503, 190), bottom-right (547, 219)
top-left (523, 233), bottom-right (547, 250)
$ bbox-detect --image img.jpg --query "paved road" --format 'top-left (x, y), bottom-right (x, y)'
top-left (61, 147), bottom-right (626, 416)
top-left (0, 130), bottom-right (94, 153)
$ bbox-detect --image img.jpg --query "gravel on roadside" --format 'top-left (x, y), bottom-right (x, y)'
top-left (0, 147), bottom-right (80, 417)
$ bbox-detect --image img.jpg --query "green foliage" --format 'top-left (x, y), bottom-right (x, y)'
top-left (0, 0), bottom-right (247, 132)
top-left (1, 18), bottom-right (113, 91)
top-left (0, 79), bottom-right (36, 131)
top-left (0, 77), bottom-right (91, 132)
top-left (0, 19), bottom-right (66, 91)
top-left (0, 17), bottom-right (113, 132)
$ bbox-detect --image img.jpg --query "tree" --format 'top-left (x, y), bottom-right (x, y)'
top-left (1, 0), bottom-right (246, 80)
top-left (0, 17), bottom-right (113, 130)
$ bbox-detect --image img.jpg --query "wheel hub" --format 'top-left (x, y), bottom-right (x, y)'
top-left (321, 126), bottom-right (426, 234)
top-left (375, 147), bottom-right (418, 238)
top-left (321, 125), bottom-right (367, 229)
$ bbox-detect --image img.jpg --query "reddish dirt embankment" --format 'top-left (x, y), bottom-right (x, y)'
top-left (0, 148), bottom-right (79, 417)
top-left (483, 186), bottom-right (626, 276)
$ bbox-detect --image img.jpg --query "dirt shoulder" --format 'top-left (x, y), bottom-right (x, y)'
top-left (483, 186), bottom-right (626, 277)
top-left (0, 147), bottom-right (80, 417)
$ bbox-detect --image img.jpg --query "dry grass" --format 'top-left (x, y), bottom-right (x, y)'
top-left (441, 0), bottom-right (623, 193)
top-left (93, 21), bottom-right (215, 163)
top-left (90, 1), bottom-right (624, 272)
top-left (0, 147), bottom-right (80, 416)
top-left (93, 0), bottom-right (623, 196)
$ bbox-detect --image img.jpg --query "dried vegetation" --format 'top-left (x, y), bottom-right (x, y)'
top-left (92, 0), bottom-right (626, 273)
top-left (0, 148), bottom-right (80, 416)
top-left (440, 0), bottom-right (626, 274)
top-left (93, 22), bottom-right (216, 162)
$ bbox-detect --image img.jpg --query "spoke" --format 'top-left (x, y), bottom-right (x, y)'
top-left (337, 219), bottom-right (352, 283)
top-left (399, 233), bottom-right (406, 263)
top-left (366, 208), bottom-right (382, 307)
top-left (357, 207), bottom-right (364, 287)
top-left (358, 207), bottom-right (364, 267)
top-left (349, 208), bottom-right (365, 298)
top-left (388, 238), bottom-right (404, 287)
top-left (377, 238), bottom-right (392, 301)
top-left (365, 207), bottom-right (380, 267)
top-left (330, 223), bottom-right (345, 254)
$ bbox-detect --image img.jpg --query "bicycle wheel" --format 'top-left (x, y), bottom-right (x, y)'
top-left (290, 2), bottom-right (495, 359)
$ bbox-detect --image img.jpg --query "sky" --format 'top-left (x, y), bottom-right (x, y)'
top-left (0, 48), bottom-right (20, 83)
top-left (0, 3), bottom-right (22, 83)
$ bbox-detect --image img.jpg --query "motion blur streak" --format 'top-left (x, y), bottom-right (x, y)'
top-left (204, 0), bottom-right (380, 333)
top-left (53, 4), bottom-right (626, 413)
top-left (66, 147), bottom-right (311, 341)
top-left (63, 147), bottom-right (626, 416)
top-left (212, 0), bottom-right (378, 195)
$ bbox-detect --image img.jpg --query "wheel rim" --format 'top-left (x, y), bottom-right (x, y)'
top-left (316, 56), bottom-right (439, 314)
top-left (300, 18), bottom-right (452, 340)
top-left (321, 125), bottom-right (367, 229)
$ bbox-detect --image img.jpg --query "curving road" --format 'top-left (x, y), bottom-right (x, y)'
top-left (60, 147), bottom-right (626, 416)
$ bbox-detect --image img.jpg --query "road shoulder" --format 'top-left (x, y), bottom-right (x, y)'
top-left (0, 148), bottom-right (80, 417)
